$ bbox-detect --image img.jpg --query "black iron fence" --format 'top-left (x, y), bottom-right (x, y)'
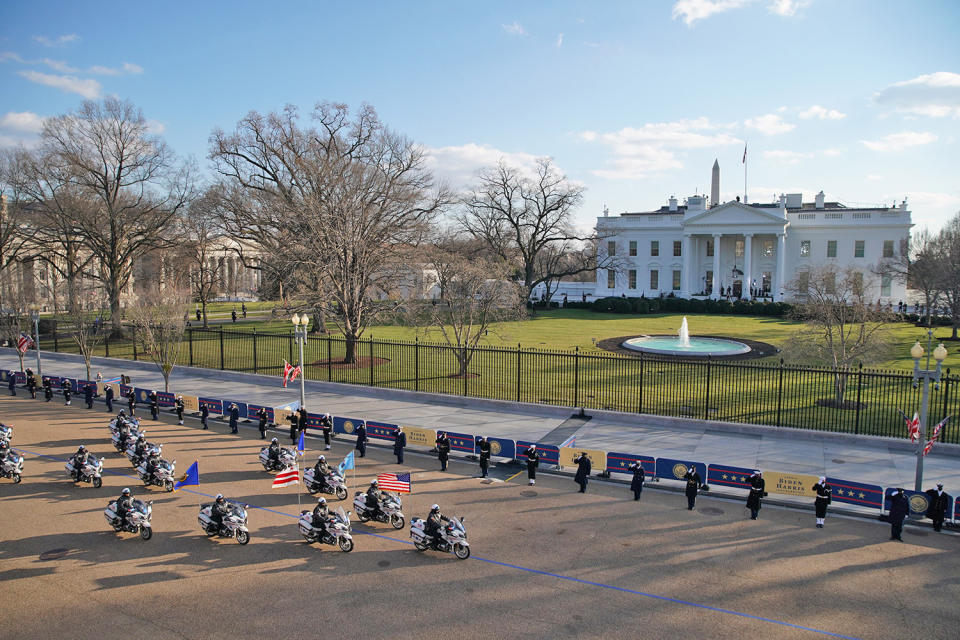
top-left (36, 326), bottom-right (960, 444)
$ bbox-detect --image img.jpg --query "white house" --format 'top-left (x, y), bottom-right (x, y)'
top-left (594, 161), bottom-right (911, 302)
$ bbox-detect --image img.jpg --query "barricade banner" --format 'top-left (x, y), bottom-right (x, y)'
top-left (606, 452), bottom-right (655, 476)
top-left (955, 496), bottom-right (960, 523)
top-left (333, 416), bottom-right (364, 435)
top-left (765, 470), bottom-right (818, 497)
top-left (134, 387), bottom-right (153, 404)
top-left (558, 447), bottom-right (607, 472)
top-left (446, 432), bottom-right (476, 454)
top-left (402, 426), bottom-right (436, 448)
top-left (516, 441), bottom-right (560, 466)
top-left (48, 376), bottom-right (63, 389)
top-left (181, 395), bottom-right (200, 412)
top-left (707, 464), bottom-right (755, 490)
top-left (15, 371), bottom-right (25, 383)
top-left (157, 392), bottom-right (175, 408)
top-left (884, 488), bottom-right (930, 516)
top-left (110, 382), bottom-right (121, 399)
top-left (485, 437), bottom-right (516, 460)
top-left (199, 397), bottom-right (224, 415)
top-left (247, 404), bottom-right (274, 422)
top-left (655, 458), bottom-right (706, 483)
top-left (119, 383), bottom-right (132, 397)
top-left (825, 477), bottom-right (883, 510)
top-left (275, 408), bottom-right (294, 427)
top-left (366, 420), bottom-right (398, 441)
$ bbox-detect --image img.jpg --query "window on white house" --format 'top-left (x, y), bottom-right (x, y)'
top-left (628, 270), bottom-right (636, 289)
top-left (607, 270), bottom-right (616, 288)
top-left (650, 270), bottom-right (659, 289)
top-left (800, 240), bottom-right (811, 257)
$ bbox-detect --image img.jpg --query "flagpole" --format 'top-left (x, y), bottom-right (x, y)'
top-left (743, 142), bottom-right (748, 203)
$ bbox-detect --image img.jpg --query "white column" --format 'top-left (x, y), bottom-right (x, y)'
top-left (711, 233), bottom-right (721, 299)
top-left (775, 233), bottom-right (787, 301)
top-left (743, 234), bottom-right (753, 300)
top-left (682, 234), bottom-right (692, 297)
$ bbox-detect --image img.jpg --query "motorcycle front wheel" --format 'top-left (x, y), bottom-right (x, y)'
top-left (13, 473), bottom-right (21, 484)
top-left (140, 526), bottom-right (153, 541)
top-left (391, 514), bottom-right (404, 529)
top-left (335, 486), bottom-right (347, 500)
top-left (338, 537), bottom-right (354, 552)
top-left (93, 476), bottom-right (102, 488)
top-left (454, 543), bottom-right (470, 560)
top-left (164, 480), bottom-right (174, 492)
top-left (236, 530), bottom-right (250, 545)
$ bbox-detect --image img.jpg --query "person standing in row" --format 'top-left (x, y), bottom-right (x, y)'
top-left (7, 374), bottom-right (16, 396)
top-left (104, 384), bottom-right (114, 412)
top-left (288, 411), bottom-right (298, 443)
top-left (62, 379), bottom-right (72, 405)
top-left (148, 391), bottom-right (159, 421)
top-left (525, 445), bottom-right (539, 486)
top-left (84, 383), bottom-right (95, 409)
top-left (297, 407), bottom-right (308, 441)
top-left (888, 488), bottom-right (909, 541)
top-left (200, 403), bottom-right (209, 430)
top-left (394, 426), bottom-right (406, 464)
top-left (684, 466), bottom-right (703, 510)
top-left (436, 432), bottom-right (450, 471)
top-left (126, 388), bottom-right (136, 416)
top-left (355, 421), bottom-right (367, 457)
top-left (174, 395), bottom-right (185, 425)
top-left (476, 436), bottom-right (491, 478)
top-left (629, 460), bottom-right (645, 500)
top-left (926, 483), bottom-right (949, 532)
top-left (573, 452), bottom-right (592, 493)
top-left (229, 403), bottom-right (240, 434)
top-left (746, 470), bottom-right (765, 520)
top-left (812, 477), bottom-right (832, 528)
top-left (42, 377), bottom-right (53, 402)
top-left (256, 406), bottom-right (269, 439)
top-left (319, 413), bottom-right (333, 450)
top-left (25, 369), bottom-right (36, 399)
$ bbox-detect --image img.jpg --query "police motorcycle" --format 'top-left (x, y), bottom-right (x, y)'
top-left (198, 499), bottom-right (250, 545)
top-left (353, 490), bottom-right (405, 529)
top-left (109, 416), bottom-right (141, 452)
top-left (136, 453), bottom-right (176, 491)
top-left (410, 513), bottom-right (470, 559)
top-left (0, 423), bottom-right (12, 445)
top-left (303, 466), bottom-right (348, 500)
top-left (298, 506), bottom-right (354, 552)
top-left (125, 437), bottom-right (159, 467)
top-left (0, 451), bottom-right (23, 483)
top-left (259, 443), bottom-right (296, 472)
top-left (65, 454), bottom-right (103, 488)
top-left (104, 495), bottom-right (153, 540)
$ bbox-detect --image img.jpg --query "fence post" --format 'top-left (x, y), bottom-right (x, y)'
top-left (219, 326), bottom-right (224, 370)
top-left (53, 325), bottom-right (58, 352)
top-left (638, 351), bottom-right (644, 413)
top-left (369, 336), bottom-right (375, 387)
top-left (704, 355), bottom-right (712, 420)
top-left (104, 332), bottom-right (110, 358)
top-left (776, 358), bottom-right (784, 427)
top-left (516, 343), bottom-right (521, 402)
top-left (132, 326), bottom-right (137, 361)
top-left (414, 337), bottom-right (419, 392)
top-left (462, 345), bottom-right (468, 397)
top-left (854, 363), bottom-right (863, 435)
top-left (252, 328), bottom-right (258, 374)
top-left (188, 328), bottom-right (193, 367)
top-left (574, 346), bottom-right (580, 408)
top-left (327, 334), bottom-right (332, 381)
top-left (942, 369), bottom-right (951, 442)
top-left (289, 331), bottom-right (294, 364)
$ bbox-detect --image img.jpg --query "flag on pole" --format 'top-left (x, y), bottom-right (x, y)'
top-left (272, 464), bottom-right (299, 488)
top-left (742, 144), bottom-right (747, 164)
top-left (377, 472), bottom-right (411, 494)
top-left (338, 451), bottom-right (355, 474)
top-left (900, 410), bottom-right (921, 442)
top-left (173, 461), bottom-right (199, 490)
top-left (281, 360), bottom-right (303, 387)
top-left (296, 430), bottom-right (305, 456)
top-left (922, 416), bottom-right (950, 456)
top-left (17, 333), bottom-right (34, 355)
top-left (289, 364), bottom-right (302, 383)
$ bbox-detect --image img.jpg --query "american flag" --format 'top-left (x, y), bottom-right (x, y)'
top-left (922, 416), bottom-right (951, 456)
top-left (281, 360), bottom-right (302, 388)
top-left (16, 333), bottom-right (34, 355)
top-left (377, 472), bottom-right (411, 494)
top-left (272, 464), bottom-right (299, 488)
top-left (899, 410), bottom-right (921, 442)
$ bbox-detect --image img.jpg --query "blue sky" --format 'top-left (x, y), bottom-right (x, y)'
top-left (1, 0), bottom-right (958, 231)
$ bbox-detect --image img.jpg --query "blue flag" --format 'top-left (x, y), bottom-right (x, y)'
top-left (173, 461), bottom-right (199, 490)
top-left (338, 451), bottom-right (355, 474)
top-left (297, 430), bottom-right (305, 456)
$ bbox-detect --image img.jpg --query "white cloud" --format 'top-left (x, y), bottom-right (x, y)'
top-left (822, 147), bottom-right (843, 157)
top-left (88, 62), bottom-right (144, 76)
top-left (145, 119), bottom-right (166, 135)
top-left (762, 150), bottom-right (813, 164)
top-left (0, 111), bottom-right (45, 133)
top-left (768, 0), bottom-right (811, 17)
top-left (860, 131), bottom-right (937, 152)
top-left (424, 143), bottom-right (543, 190)
top-left (582, 117), bottom-right (741, 179)
top-left (744, 113), bottom-right (796, 135)
top-left (17, 70), bottom-right (101, 98)
top-left (673, 0), bottom-right (809, 26)
top-left (33, 34), bottom-right (80, 47)
top-left (556, 33), bottom-right (564, 48)
top-left (502, 22), bottom-right (526, 36)
top-left (798, 105), bottom-right (846, 120)
top-left (874, 71), bottom-right (960, 118)
top-left (0, 51), bottom-right (24, 63)
top-left (40, 58), bottom-right (78, 73)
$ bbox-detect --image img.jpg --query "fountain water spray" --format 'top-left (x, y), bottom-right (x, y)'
top-left (678, 317), bottom-right (691, 348)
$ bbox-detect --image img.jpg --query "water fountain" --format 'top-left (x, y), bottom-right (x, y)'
top-left (621, 317), bottom-right (751, 357)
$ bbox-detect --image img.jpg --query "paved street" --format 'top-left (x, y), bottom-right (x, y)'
top-left (1, 395), bottom-right (959, 639)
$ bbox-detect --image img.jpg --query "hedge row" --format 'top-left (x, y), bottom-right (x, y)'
top-left (566, 296), bottom-right (794, 317)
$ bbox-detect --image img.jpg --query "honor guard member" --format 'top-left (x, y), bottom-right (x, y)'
top-left (7, 374), bottom-right (15, 396)
top-left (229, 403), bottom-right (240, 434)
top-left (684, 466), bottom-right (703, 510)
top-left (296, 407), bottom-right (308, 441)
top-left (43, 377), bottom-right (53, 402)
top-left (355, 421), bottom-right (368, 458)
top-left (573, 452), bottom-right (592, 493)
top-left (888, 488), bottom-right (909, 541)
top-left (394, 426), bottom-right (406, 464)
top-left (104, 384), bottom-right (114, 412)
top-left (200, 402), bottom-right (210, 429)
top-left (319, 413), bottom-right (333, 450)
top-left (174, 395), bottom-right (185, 425)
top-left (25, 369), bottom-right (36, 399)
top-left (84, 383), bottom-right (96, 409)
top-left (926, 483), bottom-right (949, 532)
top-left (126, 388), bottom-right (136, 416)
top-left (628, 460), bottom-right (645, 500)
top-left (812, 477), bottom-right (832, 528)
top-left (288, 411), bottom-right (298, 443)
top-left (525, 445), bottom-right (539, 486)
top-left (148, 391), bottom-right (159, 421)
top-left (476, 436), bottom-right (491, 478)
top-left (436, 432), bottom-right (450, 471)
top-left (62, 379), bottom-right (72, 405)
top-left (746, 470), bottom-right (766, 520)
top-left (256, 407), bottom-right (269, 439)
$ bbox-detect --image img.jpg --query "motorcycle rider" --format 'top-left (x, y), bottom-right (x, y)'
top-left (210, 494), bottom-right (229, 532)
top-left (71, 445), bottom-right (90, 479)
top-left (116, 488), bottom-right (133, 527)
top-left (144, 448), bottom-right (161, 482)
top-left (116, 414), bottom-right (131, 448)
top-left (313, 455), bottom-right (331, 489)
top-left (267, 438), bottom-right (281, 468)
top-left (312, 497), bottom-right (330, 536)
top-left (365, 479), bottom-right (383, 520)
top-left (0, 438), bottom-right (10, 462)
top-left (133, 433), bottom-right (149, 462)
top-left (424, 504), bottom-right (450, 545)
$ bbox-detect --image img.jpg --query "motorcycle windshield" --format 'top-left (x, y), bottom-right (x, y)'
top-left (132, 499), bottom-right (150, 514)
top-left (449, 517), bottom-right (464, 533)
top-left (229, 504), bottom-right (247, 519)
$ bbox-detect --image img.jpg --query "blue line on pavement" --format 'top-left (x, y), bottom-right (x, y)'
top-left (10, 446), bottom-right (860, 639)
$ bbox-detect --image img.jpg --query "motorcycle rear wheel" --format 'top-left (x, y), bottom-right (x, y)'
top-left (454, 543), bottom-right (470, 560)
top-left (335, 486), bottom-right (347, 500)
top-left (236, 530), bottom-right (250, 545)
top-left (357, 511), bottom-right (370, 522)
top-left (338, 537), bottom-right (354, 552)
top-left (93, 476), bottom-right (102, 488)
top-left (307, 484), bottom-right (319, 495)
top-left (140, 526), bottom-right (153, 541)
top-left (391, 514), bottom-right (404, 529)
top-left (413, 540), bottom-right (427, 552)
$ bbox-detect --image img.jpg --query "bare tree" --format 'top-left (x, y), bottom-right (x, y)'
top-left (64, 279), bottom-right (107, 380)
top-left (875, 228), bottom-right (940, 325)
top-left (0, 287), bottom-right (30, 372)
top-left (785, 265), bottom-right (891, 406)
top-left (0, 152), bottom-right (37, 312)
top-left (936, 212), bottom-right (960, 339)
top-left (127, 285), bottom-right (190, 392)
top-left (458, 158), bottom-right (614, 305)
top-left (180, 187), bottom-right (227, 327)
top-left (210, 102), bottom-right (448, 362)
top-left (40, 97), bottom-right (191, 334)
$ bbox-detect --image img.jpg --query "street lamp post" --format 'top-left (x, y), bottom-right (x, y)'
top-left (910, 330), bottom-right (948, 493)
top-left (29, 306), bottom-right (41, 375)
top-left (291, 313), bottom-right (308, 411)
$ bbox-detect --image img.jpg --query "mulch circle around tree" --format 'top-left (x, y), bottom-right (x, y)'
top-left (596, 336), bottom-right (779, 361)
top-left (310, 357), bottom-right (390, 370)
top-left (815, 398), bottom-right (866, 411)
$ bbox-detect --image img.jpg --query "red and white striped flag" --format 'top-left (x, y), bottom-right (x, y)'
top-left (900, 410), bottom-right (921, 442)
top-left (281, 360), bottom-right (302, 388)
top-left (272, 464), bottom-right (299, 488)
top-left (17, 333), bottom-right (34, 355)
top-left (922, 416), bottom-right (951, 457)
top-left (377, 472), bottom-right (411, 494)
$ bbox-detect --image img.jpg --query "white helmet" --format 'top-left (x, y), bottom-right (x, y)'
top-left (431, 504), bottom-right (439, 511)
top-left (317, 497), bottom-right (326, 505)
